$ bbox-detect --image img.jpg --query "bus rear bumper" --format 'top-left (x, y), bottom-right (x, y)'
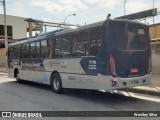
top-left (112, 74), bottom-right (151, 90)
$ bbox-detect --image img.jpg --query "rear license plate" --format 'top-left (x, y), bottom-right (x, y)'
top-left (131, 80), bottom-right (139, 84)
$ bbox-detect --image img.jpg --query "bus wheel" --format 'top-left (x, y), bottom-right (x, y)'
top-left (15, 70), bottom-right (21, 83)
top-left (51, 73), bottom-right (63, 94)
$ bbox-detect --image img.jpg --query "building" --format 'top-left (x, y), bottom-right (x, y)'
top-left (149, 23), bottom-right (160, 41)
top-left (149, 23), bottom-right (160, 74)
top-left (0, 14), bottom-right (28, 43)
top-left (0, 14), bottom-right (28, 66)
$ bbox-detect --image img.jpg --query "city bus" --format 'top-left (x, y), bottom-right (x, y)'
top-left (8, 19), bottom-right (151, 94)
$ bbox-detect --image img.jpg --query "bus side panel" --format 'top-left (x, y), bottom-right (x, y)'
top-left (43, 59), bottom-right (86, 74)
top-left (31, 71), bottom-right (43, 83)
top-left (60, 73), bottom-right (113, 90)
top-left (20, 70), bottom-right (32, 81)
top-left (60, 73), bottom-right (77, 89)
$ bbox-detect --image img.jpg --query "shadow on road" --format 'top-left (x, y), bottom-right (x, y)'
top-left (0, 80), bottom-right (139, 104)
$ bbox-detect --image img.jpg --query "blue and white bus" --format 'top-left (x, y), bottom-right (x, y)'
top-left (8, 19), bottom-right (151, 93)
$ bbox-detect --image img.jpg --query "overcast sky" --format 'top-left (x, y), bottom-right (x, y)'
top-left (0, 0), bottom-right (160, 27)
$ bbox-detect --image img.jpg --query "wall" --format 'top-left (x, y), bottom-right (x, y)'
top-left (149, 24), bottom-right (160, 75)
top-left (151, 43), bottom-right (160, 75)
top-left (0, 14), bottom-right (28, 40)
top-left (149, 23), bottom-right (160, 40)
top-left (0, 48), bottom-right (5, 67)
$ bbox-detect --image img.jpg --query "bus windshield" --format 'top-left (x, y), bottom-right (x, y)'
top-left (110, 22), bottom-right (150, 50)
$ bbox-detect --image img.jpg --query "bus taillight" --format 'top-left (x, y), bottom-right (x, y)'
top-left (109, 53), bottom-right (117, 77)
top-left (148, 49), bottom-right (152, 73)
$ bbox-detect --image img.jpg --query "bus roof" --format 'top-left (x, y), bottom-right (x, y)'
top-left (9, 20), bottom-right (105, 47)
top-left (9, 19), bottom-right (147, 47)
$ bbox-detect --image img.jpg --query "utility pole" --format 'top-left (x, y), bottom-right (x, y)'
top-left (28, 21), bottom-right (32, 38)
top-left (153, 0), bottom-right (155, 24)
top-left (124, 0), bottom-right (126, 15)
top-left (0, 0), bottom-right (8, 70)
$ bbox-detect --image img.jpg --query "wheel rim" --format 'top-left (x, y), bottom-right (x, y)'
top-left (53, 78), bottom-right (60, 90)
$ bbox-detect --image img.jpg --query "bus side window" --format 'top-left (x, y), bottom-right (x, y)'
top-left (8, 48), bottom-right (11, 59)
top-left (35, 42), bottom-right (40, 58)
top-left (72, 31), bottom-right (89, 57)
top-left (41, 40), bottom-right (48, 58)
top-left (20, 44), bottom-right (26, 59)
top-left (30, 42), bottom-right (36, 58)
top-left (55, 37), bottom-right (62, 58)
top-left (8, 48), bottom-right (12, 68)
top-left (62, 35), bottom-right (71, 58)
top-left (90, 45), bottom-right (100, 56)
top-left (48, 38), bottom-right (53, 59)
top-left (26, 44), bottom-right (30, 58)
top-left (90, 27), bottom-right (101, 56)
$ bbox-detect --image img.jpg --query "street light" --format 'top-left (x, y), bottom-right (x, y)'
top-left (63, 13), bottom-right (76, 24)
top-left (124, 0), bottom-right (126, 15)
top-left (0, 0), bottom-right (8, 70)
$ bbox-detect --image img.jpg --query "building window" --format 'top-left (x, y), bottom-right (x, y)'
top-left (0, 25), bottom-right (13, 39)
top-left (0, 25), bottom-right (4, 36)
top-left (7, 26), bottom-right (13, 39)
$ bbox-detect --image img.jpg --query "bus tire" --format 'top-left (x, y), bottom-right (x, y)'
top-left (50, 73), bottom-right (63, 94)
top-left (15, 70), bottom-right (21, 83)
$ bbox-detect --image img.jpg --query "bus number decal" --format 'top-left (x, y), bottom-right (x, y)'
top-left (68, 76), bottom-right (93, 84)
top-left (88, 60), bottom-right (97, 70)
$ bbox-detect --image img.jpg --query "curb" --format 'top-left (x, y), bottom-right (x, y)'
top-left (0, 72), bottom-right (8, 76)
top-left (0, 71), bottom-right (7, 73)
top-left (0, 68), bottom-right (7, 73)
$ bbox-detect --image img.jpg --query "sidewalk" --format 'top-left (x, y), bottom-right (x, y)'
top-left (124, 74), bottom-right (160, 97)
top-left (0, 67), bottom-right (159, 97)
top-left (0, 67), bottom-right (7, 73)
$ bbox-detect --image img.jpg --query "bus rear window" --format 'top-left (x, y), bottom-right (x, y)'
top-left (109, 22), bottom-right (150, 50)
top-left (137, 28), bottom-right (145, 35)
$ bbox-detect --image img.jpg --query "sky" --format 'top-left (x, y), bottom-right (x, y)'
top-left (0, 0), bottom-right (160, 30)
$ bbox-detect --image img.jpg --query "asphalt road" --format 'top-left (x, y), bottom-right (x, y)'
top-left (0, 73), bottom-right (160, 120)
